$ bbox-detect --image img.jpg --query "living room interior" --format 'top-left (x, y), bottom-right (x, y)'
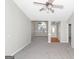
top-left (5, 0), bottom-right (74, 59)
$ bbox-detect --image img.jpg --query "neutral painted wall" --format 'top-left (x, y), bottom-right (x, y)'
top-left (5, 0), bottom-right (31, 56)
top-left (67, 13), bottom-right (74, 48)
top-left (48, 21), bottom-right (52, 43)
top-left (59, 21), bottom-right (69, 43)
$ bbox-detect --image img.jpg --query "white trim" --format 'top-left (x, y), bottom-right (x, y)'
top-left (60, 41), bottom-right (68, 43)
top-left (10, 41), bottom-right (31, 56)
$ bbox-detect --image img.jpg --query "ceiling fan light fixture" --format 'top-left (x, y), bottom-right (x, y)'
top-left (33, 0), bottom-right (63, 13)
top-left (50, 8), bottom-right (54, 13)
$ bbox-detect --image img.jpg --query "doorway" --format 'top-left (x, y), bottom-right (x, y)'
top-left (68, 24), bottom-right (71, 45)
top-left (31, 21), bottom-right (48, 40)
top-left (51, 22), bottom-right (60, 43)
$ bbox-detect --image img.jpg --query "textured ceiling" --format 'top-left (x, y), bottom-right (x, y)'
top-left (13, 0), bottom-right (74, 21)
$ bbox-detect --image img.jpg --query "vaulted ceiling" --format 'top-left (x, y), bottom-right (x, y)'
top-left (13, 0), bottom-right (74, 21)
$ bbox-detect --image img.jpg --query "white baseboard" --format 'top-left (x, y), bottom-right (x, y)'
top-left (10, 41), bottom-right (31, 56)
top-left (60, 41), bottom-right (68, 43)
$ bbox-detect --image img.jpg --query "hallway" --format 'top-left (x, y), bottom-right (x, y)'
top-left (15, 37), bottom-right (74, 59)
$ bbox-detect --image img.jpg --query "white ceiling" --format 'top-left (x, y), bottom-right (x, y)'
top-left (13, 0), bottom-right (74, 21)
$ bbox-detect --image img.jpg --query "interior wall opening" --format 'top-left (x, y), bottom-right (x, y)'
top-left (31, 21), bottom-right (48, 41)
top-left (68, 24), bottom-right (71, 45)
top-left (51, 21), bottom-right (60, 43)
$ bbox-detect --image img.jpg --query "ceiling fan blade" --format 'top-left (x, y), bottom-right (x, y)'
top-left (33, 2), bottom-right (46, 5)
top-left (40, 8), bottom-right (45, 11)
top-left (51, 4), bottom-right (64, 9)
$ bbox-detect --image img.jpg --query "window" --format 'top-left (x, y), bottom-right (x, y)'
top-left (38, 22), bottom-right (47, 32)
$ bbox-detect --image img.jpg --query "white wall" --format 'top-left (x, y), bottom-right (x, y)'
top-left (48, 21), bottom-right (52, 43)
top-left (59, 21), bottom-right (69, 43)
top-left (5, 0), bottom-right (31, 56)
top-left (67, 13), bottom-right (74, 48)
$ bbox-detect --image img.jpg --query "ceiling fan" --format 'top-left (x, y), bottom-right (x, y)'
top-left (33, 0), bottom-right (63, 13)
